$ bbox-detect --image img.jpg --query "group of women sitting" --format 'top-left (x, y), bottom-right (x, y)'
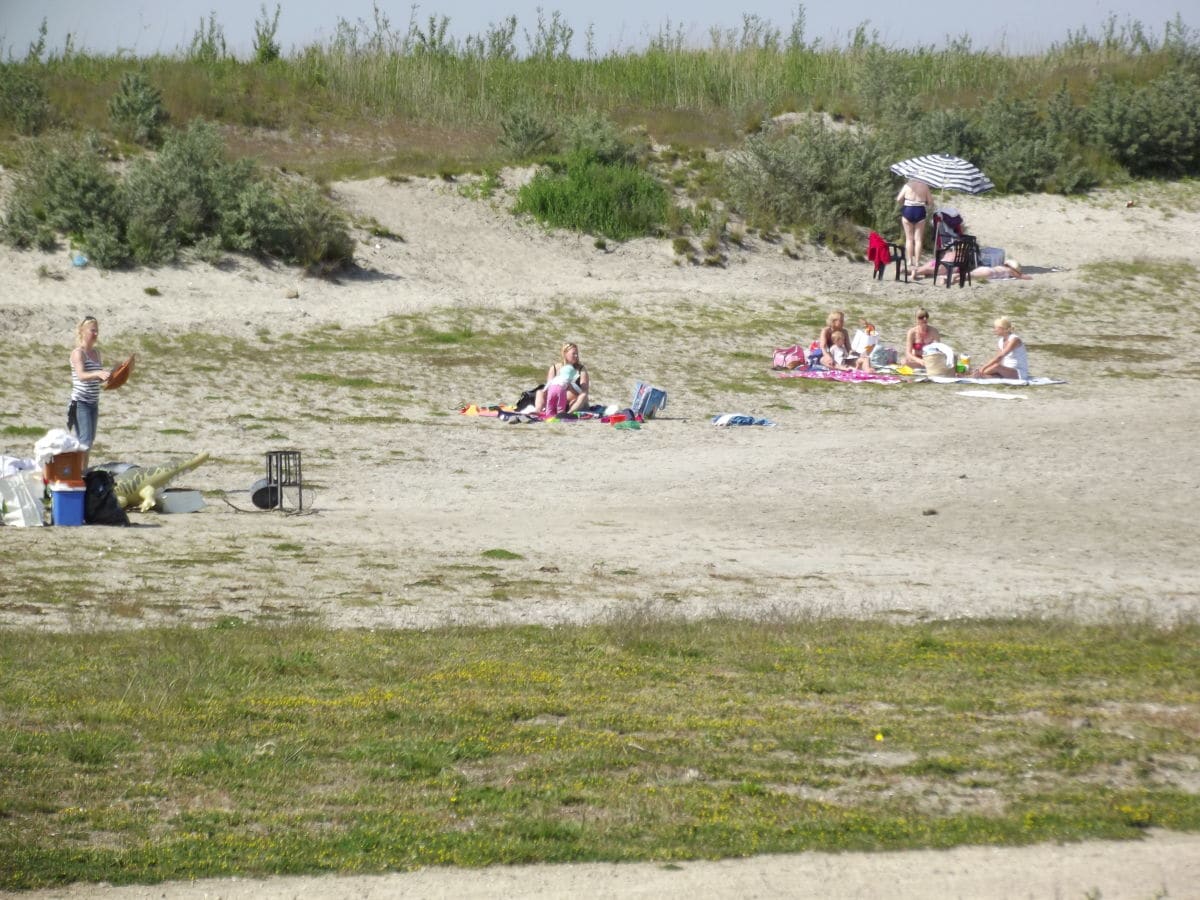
top-left (817, 308), bottom-right (1030, 380)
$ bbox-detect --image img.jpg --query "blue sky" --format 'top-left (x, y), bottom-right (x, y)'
top-left (1, 0), bottom-right (1192, 58)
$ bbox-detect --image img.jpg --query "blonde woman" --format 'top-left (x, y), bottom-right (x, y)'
top-left (535, 342), bottom-right (590, 414)
top-left (818, 310), bottom-right (850, 368)
top-left (67, 316), bottom-right (111, 448)
top-left (974, 317), bottom-right (1029, 381)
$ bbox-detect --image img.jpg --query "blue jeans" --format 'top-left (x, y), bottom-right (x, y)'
top-left (69, 400), bottom-right (99, 448)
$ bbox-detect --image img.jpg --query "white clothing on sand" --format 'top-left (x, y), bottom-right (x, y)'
top-left (1000, 334), bottom-right (1030, 380)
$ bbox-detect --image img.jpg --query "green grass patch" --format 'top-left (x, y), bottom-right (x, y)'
top-left (481, 548), bottom-right (524, 560)
top-left (0, 424), bottom-right (44, 437)
top-left (0, 618), bottom-right (1197, 889)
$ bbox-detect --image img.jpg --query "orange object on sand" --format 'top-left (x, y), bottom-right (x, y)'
top-left (104, 354), bottom-right (135, 391)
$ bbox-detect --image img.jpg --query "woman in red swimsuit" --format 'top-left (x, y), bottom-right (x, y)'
top-left (904, 307), bottom-right (940, 368)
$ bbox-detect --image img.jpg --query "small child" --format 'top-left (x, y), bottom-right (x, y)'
top-left (543, 363), bottom-right (581, 416)
top-left (828, 331), bottom-right (854, 370)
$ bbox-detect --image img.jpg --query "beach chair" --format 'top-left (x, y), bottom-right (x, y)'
top-left (867, 232), bottom-right (907, 283)
top-left (934, 234), bottom-right (979, 288)
top-left (932, 208), bottom-right (965, 261)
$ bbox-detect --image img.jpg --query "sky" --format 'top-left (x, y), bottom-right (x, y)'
top-left (0, 0), bottom-right (1193, 58)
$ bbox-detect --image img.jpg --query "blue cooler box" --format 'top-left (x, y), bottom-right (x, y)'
top-left (50, 484), bottom-right (86, 526)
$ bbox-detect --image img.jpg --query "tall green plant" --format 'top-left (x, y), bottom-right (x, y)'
top-left (108, 70), bottom-right (168, 146)
top-left (0, 66), bottom-right (51, 135)
top-left (253, 3), bottom-right (283, 64)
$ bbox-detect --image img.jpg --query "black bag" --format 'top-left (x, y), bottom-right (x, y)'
top-left (514, 384), bottom-right (544, 411)
top-left (84, 470), bottom-right (129, 526)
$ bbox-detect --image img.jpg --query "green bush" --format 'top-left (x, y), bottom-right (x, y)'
top-left (2, 122), bottom-right (354, 271)
top-left (513, 152), bottom-right (668, 240)
top-left (561, 111), bottom-right (641, 166)
top-left (108, 70), bottom-right (168, 146)
top-left (724, 120), bottom-right (895, 239)
top-left (1089, 70), bottom-right (1200, 177)
top-left (0, 66), bottom-right (51, 135)
top-left (498, 106), bottom-right (556, 159)
top-left (2, 142), bottom-right (123, 244)
top-left (121, 120), bottom-right (256, 262)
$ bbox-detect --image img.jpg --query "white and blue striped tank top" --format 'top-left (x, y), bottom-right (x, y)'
top-left (71, 350), bottom-right (103, 403)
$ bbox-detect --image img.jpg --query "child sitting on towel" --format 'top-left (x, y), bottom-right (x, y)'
top-left (827, 331), bottom-right (856, 370)
top-left (543, 364), bottom-right (583, 416)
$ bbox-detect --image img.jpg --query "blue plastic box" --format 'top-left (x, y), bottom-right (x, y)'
top-left (51, 485), bottom-right (86, 526)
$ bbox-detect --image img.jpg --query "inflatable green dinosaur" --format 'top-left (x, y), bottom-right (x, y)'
top-left (114, 452), bottom-right (210, 512)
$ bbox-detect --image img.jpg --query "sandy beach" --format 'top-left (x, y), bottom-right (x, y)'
top-left (2, 172), bottom-right (1199, 896)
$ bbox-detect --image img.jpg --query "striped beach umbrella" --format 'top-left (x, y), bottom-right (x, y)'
top-left (889, 153), bottom-right (994, 194)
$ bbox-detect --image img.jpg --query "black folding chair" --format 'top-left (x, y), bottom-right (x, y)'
top-left (934, 235), bottom-right (979, 288)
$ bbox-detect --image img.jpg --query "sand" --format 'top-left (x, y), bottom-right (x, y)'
top-left (2, 173), bottom-right (1199, 897)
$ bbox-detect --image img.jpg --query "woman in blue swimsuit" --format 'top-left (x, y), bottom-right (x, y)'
top-left (895, 178), bottom-right (933, 272)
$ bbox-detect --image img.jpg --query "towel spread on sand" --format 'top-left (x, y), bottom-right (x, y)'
top-left (955, 390), bottom-right (1029, 400)
top-left (712, 414), bottom-right (776, 426)
top-left (919, 376), bottom-right (1066, 386)
top-left (773, 368), bottom-right (903, 384)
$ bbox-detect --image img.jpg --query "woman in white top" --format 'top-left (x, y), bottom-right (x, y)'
top-left (895, 178), bottom-right (933, 271)
top-left (974, 316), bottom-right (1029, 381)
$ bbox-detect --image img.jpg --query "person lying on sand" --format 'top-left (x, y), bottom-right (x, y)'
top-left (912, 257), bottom-right (1030, 284)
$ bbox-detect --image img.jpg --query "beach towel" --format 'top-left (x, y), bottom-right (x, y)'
top-left (956, 390), bottom-right (1029, 400)
top-left (712, 414), bottom-right (776, 427)
top-left (919, 375), bottom-right (1066, 386)
top-left (773, 369), bottom-right (902, 384)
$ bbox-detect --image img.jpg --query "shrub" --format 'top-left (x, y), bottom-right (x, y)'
top-left (253, 3), bottom-right (283, 64)
top-left (121, 120), bottom-right (257, 262)
top-left (561, 111), bottom-right (640, 166)
top-left (513, 152), bottom-right (668, 240)
top-left (108, 70), bottom-right (168, 146)
top-left (1089, 70), bottom-right (1200, 177)
top-left (498, 106), bottom-right (556, 159)
top-left (1, 142), bottom-right (122, 244)
top-left (724, 119), bottom-right (895, 238)
top-left (3, 123), bottom-right (354, 271)
top-left (0, 66), bottom-right (51, 135)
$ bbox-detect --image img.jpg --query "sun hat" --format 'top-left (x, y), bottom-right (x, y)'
top-left (1003, 258), bottom-right (1021, 273)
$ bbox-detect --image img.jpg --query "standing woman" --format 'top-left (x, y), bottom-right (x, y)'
top-left (895, 178), bottom-right (933, 272)
top-left (974, 316), bottom-right (1030, 381)
top-left (68, 316), bottom-right (111, 448)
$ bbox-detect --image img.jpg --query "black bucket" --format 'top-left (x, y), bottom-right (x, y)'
top-left (250, 478), bottom-right (280, 510)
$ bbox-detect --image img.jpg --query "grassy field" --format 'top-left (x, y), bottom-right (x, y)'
top-left (2, 617), bottom-right (1197, 889)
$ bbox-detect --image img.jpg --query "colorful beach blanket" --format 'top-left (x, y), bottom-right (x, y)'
top-left (773, 368), bottom-right (903, 384)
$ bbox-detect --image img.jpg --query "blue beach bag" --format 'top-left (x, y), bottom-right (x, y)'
top-left (631, 381), bottom-right (668, 419)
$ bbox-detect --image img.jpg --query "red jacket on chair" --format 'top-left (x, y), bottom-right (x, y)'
top-left (867, 232), bottom-right (891, 269)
